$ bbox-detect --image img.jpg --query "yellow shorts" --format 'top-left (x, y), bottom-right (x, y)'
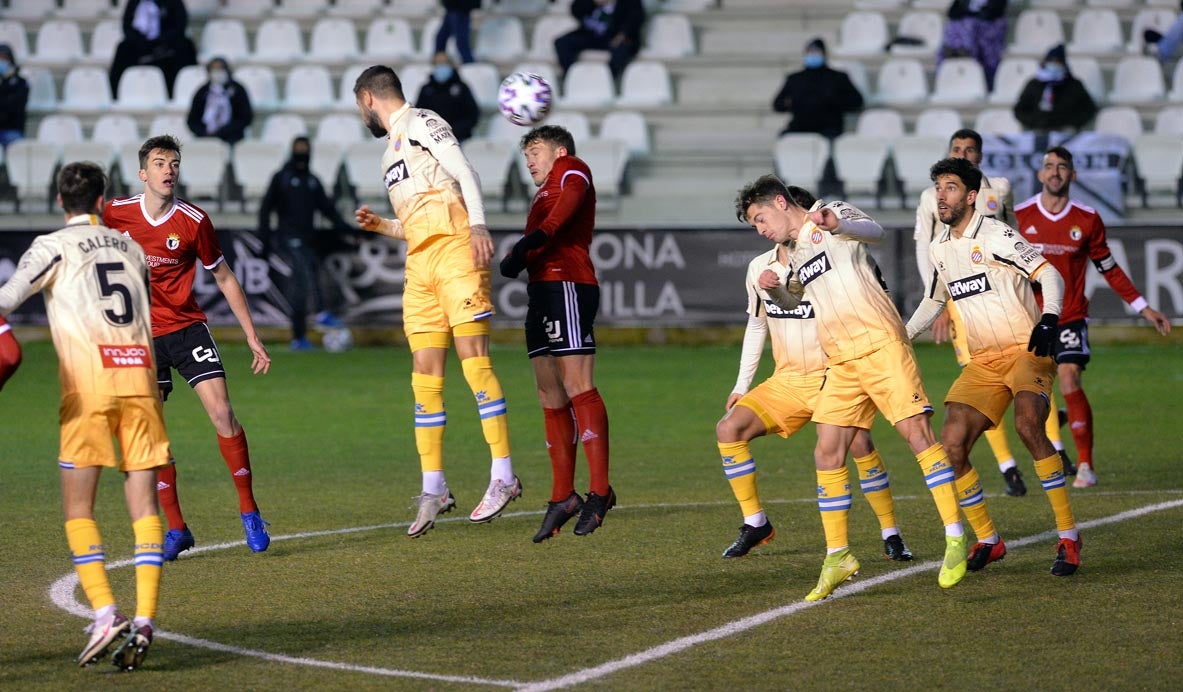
top-left (403, 233), bottom-right (494, 336)
top-left (736, 373), bottom-right (824, 438)
top-left (59, 394), bottom-right (171, 471)
top-left (949, 301), bottom-right (970, 367)
top-left (946, 349), bottom-right (1055, 425)
top-left (812, 340), bottom-right (931, 428)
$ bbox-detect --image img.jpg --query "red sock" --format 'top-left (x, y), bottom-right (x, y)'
top-left (1064, 389), bottom-right (1094, 467)
top-left (543, 405), bottom-right (577, 502)
top-left (156, 461), bottom-right (186, 531)
top-left (571, 388), bottom-right (610, 496)
top-left (218, 428), bottom-right (258, 514)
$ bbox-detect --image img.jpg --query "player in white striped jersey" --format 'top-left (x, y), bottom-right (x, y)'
top-left (737, 175), bottom-right (970, 599)
top-left (906, 157), bottom-right (1081, 576)
top-left (715, 239), bottom-right (913, 561)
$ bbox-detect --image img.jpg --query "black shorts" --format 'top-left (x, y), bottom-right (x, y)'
top-left (525, 281), bottom-right (599, 358)
top-left (1052, 319), bottom-right (1090, 369)
top-left (154, 323), bottom-right (226, 400)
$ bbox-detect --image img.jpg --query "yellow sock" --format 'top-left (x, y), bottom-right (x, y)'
top-left (984, 424), bottom-right (1015, 471)
top-left (719, 441), bottom-right (761, 517)
top-left (66, 518), bottom-right (114, 612)
top-left (1035, 453), bottom-right (1076, 532)
top-left (916, 444), bottom-right (961, 527)
top-left (853, 451), bottom-right (896, 531)
top-left (411, 373), bottom-right (446, 472)
top-left (461, 356), bottom-right (511, 459)
top-left (1045, 393), bottom-right (1062, 446)
top-left (954, 468), bottom-right (997, 542)
top-left (816, 468), bottom-right (852, 551)
top-left (132, 515), bottom-right (163, 621)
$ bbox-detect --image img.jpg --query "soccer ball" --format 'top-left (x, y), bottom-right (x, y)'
top-left (322, 328), bottom-right (354, 353)
top-left (497, 72), bottom-right (553, 127)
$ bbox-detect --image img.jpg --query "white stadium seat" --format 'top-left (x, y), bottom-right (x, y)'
top-left (458, 62), bottom-right (502, 111)
top-left (337, 63), bottom-right (369, 110)
top-left (307, 18), bottom-right (361, 65)
top-left (252, 18), bottom-right (305, 65)
top-left (396, 64), bottom-right (433, 109)
top-left (88, 19), bottom-right (122, 65)
top-left (617, 61), bottom-right (673, 107)
top-left (599, 110), bottom-right (651, 157)
top-left (544, 112), bottom-right (593, 143)
top-left (529, 15), bottom-right (579, 60)
top-left (475, 16), bottom-right (527, 62)
top-left (177, 139), bottom-right (230, 206)
top-left (1127, 9), bottom-right (1178, 54)
top-left (1009, 10), bottom-right (1065, 57)
top-left (890, 11), bottom-right (943, 58)
top-left (199, 19), bottom-right (251, 63)
top-left (260, 114), bottom-right (309, 145)
top-left (330, 0), bottom-right (385, 17)
top-left (232, 140), bottom-right (289, 202)
top-left (24, 67), bottom-right (58, 113)
top-left (580, 138), bottom-right (630, 203)
top-left (92, 114), bottom-right (141, 148)
top-left (0, 22), bottom-right (30, 62)
top-left (2, 0), bottom-right (55, 20)
top-left (1168, 61), bottom-right (1183, 102)
top-left (856, 109), bottom-right (906, 138)
top-left (1132, 134), bottom-right (1183, 207)
top-left (974, 108), bottom-right (1023, 135)
top-left (115, 65), bottom-right (169, 112)
top-left (170, 65), bottom-right (208, 112)
top-left (27, 19), bottom-right (85, 68)
top-left (832, 134), bottom-right (890, 202)
top-left (641, 13), bottom-right (696, 59)
top-left (874, 58), bottom-right (928, 106)
top-left (283, 65), bottom-right (336, 110)
top-left (5, 140), bottom-right (62, 212)
top-left (343, 140), bottom-right (388, 202)
top-left (316, 114), bottom-right (365, 144)
top-left (57, 0), bottom-right (116, 19)
top-left (386, 0), bottom-right (436, 17)
top-left (774, 133), bottom-right (830, 189)
top-left (914, 108), bottom-right (962, 138)
top-left (272, 0), bottom-right (330, 18)
top-left (461, 137), bottom-right (516, 208)
top-left (929, 57), bottom-right (987, 106)
top-left (833, 11), bottom-right (889, 57)
top-left (891, 135), bottom-right (948, 201)
top-left (362, 18), bottom-right (416, 62)
top-left (309, 140), bottom-right (345, 191)
top-left (61, 140), bottom-right (117, 169)
top-left (216, 0), bottom-right (273, 19)
top-left (36, 114), bottom-right (85, 143)
top-left (1067, 9), bottom-right (1123, 56)
top-left (1108, 56), bottom-right (1165, 105)
top-left (236, 65), bottom-right (281, 112)
top-left (60, 66), bottom-right (113, 113)
top-left (989, 58), bottom-right (1039, 106)
top-left (1068, 57), bottom-right (1106, 104)
top-left (561, 62), bottom-right (615, 108)
top-left (1153, 106), bottom-right (1183, 136)
top-left (1094, 106), bottom-right (1144, 144)
top-left (147, 114), bottom-right (191, 142)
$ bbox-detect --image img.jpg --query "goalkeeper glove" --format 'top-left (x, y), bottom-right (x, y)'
top-left (1027, 313), bottom-right (1058, 357)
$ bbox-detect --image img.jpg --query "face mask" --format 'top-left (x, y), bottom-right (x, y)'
top-left (1038, 64), bottom-right (1066, 82)
top-left (292, 152), bottom-right (310, 169)
top-left (804, 54), bottom-right (824, 69)
top-left (433, 65), bottom-right (454, 82)
top-left (363, 107), bottom-right (386, 138)
top-left (0, 60), bottom-right (10, 76)
top-left (210, 70), bottom-right (229, 86)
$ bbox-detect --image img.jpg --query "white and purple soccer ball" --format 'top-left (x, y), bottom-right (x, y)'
top-left (497, 72), bottom-right (554, 127)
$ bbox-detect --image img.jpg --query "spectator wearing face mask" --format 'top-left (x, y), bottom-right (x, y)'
top-left (1013, 44), bottom-right (1097, 134)
top-left (416, 52), bottom-right (480, 143)
top-left (0, 44), bottom-right (29, 149)
top-left (186, 57), bottom-right (254, 145)
top-left (109, 0), bottom-right (198, 99)
top-left (258, 137), bottom-right (356, 350)
top-left (772, 38), bottom-right (864, 139)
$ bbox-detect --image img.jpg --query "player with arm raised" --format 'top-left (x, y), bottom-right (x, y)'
top-left (1014, 146), bottom-right (1172, 488)
top-left (907, 157), bottom-right (1082, 576)
top-left (737, 175), bottom-right (970, 600)
top-left (103, 135), bottom-right (272, 561)
top-left (352, 65), bottom-right (520, 536)
top-left (0, 162), bottom-right (168, 669)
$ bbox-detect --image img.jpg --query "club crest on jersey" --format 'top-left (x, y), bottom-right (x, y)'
top-left (394, 135), bottom-right (402, 152)
top-left (384, 160), bottom-right (409, 189)
top-left (948, 272), bottom-right (991, 300)
top-left (1070, 226), bottom-right (1082, 241)
top-left (986, 195), bottom-right (998, 211)
top-left (810, 229), bottom-right (823, 244)
top-left (763, 299), bottom-right (813, 319)
top-left (797, 252), bottom-right (830, 286)
top-left (970, 246), bottom-right (984, 264)
top-left (166, 233), bottom-right (180, 250)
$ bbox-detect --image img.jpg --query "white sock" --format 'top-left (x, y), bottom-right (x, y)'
top-left (95, 604), bottom-right (115, 621)
top-left (826, 545), bottom-right (848, 555)
top-left (1053, 441), bottom-right (1065, 451)
top-left (422, 471), bottom-right (447, 496)
top-left (980, 534), bottom-right (999, 545)
top-left (1059, 528), bottom-right (1080, 541)
top-left (743, 511), bottom-right (767, 528)
top-left (881, 527), bottom-right (900, 540)
top-left (133, 616), bottom-right (154, 629)
top-left (998, 458), bottom-right (1017, 472)
top-left (490, 456), bottom-right (514, 484)
top-left (945, 522), bottom-right (964, 538)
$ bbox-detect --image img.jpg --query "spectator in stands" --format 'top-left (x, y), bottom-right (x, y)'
top-left (434, 0), bottom-right (480, 65)
top-left (109, 0), bottom-right (198, 99)
top-left (1144, 2), bottom-right (1183, 63)
top-left (0, 44), bottom-right (29, 150)
top-left (555, 0), bottom-right (647, 81)
top-left (772, 38), bottom-right (863, 139)
top-left (1013, 44), bottom-right (1097, 134)
top-left (186, 57), bottom-right (254, 146)
top-left (258, 137), bottom-right (355, 351)
top-left (417, 52), bottom-right (480, 143)
top-left (939, 0), bottom-right (1007, 91)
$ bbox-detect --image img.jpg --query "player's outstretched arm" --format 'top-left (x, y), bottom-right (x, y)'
top-left (210, 262), bottom-right (271, 375)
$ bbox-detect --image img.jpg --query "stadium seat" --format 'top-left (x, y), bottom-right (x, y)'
top-left (1067, 57), bottom-right (1106, 104)
top-left (1094, 106), bottom-right (1144, 144)
top-left (988, 58), bottom-right (1039, 106)
top-left (832, 134), bottom-right (890, 205)
top-left (1169, 61), bottom-right (1183, 102)
top-left (386, 0), bottom-right (436, 16)
top-left (60, 66), bottom-right (113, 113)
top-left (236, 65), bottom-right (281, 112)
top-left (891, 135), bottom-right (947, 203)
top-left (337, 63), bottom-right (369, 110)
top-left (87, 19), bottom-right (121, 65)
top-left (617, 61), bottom-right (673, 107)
top-left (117, 141), bottom-right (144, 189)
top-left (26, 19), bottom-right (85, 68)
top-left (1027, 0), bottom-right (1079, 8)
top-left (1127, 9), bottom-right (1178, 54)
top-left (1154, 106), bottom-right (1183, 136)
top-left (561, 62), bottom-right (615, 108)
top-left (460, 138), bottom-right (516, 209)
top-left (910, 0), bottom-right (950, 7)
top-left (489, 0), bottom-right (549, 12)
top-left (1067, 9), bottom-right (1122, 56)
top-left (176, 140), bottom-right (230, 207)
top-left (115, 65), bottom-right (169, 112)
top-left (307, 18), bottom-right (360, 65)
top-left (580, 138), bottom-right (629, 203)
top-left (1132, 134), bottom-right (1183, 207)
top-left (232, 140), bottom-right (288, 204)
top-left (832, 11), bottom-right (889, 57)
top-left (0, 0), bottom-right (54, 20)
top-left (253, 18), bottom-right (305, 65)
top-left (510, 62), bottom-right (561, 95)
top-left (973, 108), bottom-right (1023, 135)
top-left (199, 19), bottom-right (251, 63)
top-left (914, 108), bottom-right (962, 138)
top-left (475, 16), bottom-right (526, 63)
top-left (890, 11), bottom-right (943, 58)
top-left (362, 18), bottom-right (416, 62)
top-left (599, 110), bottom-right (651, 157)
top-left (874, 58), bottom-right (928, 106)
top-left (343, 140), bottom-right (387, 203)
top-left (4, 140), bottom-right (61, 212)
top-left (260, 114), bottom-right (309, 145)
top-left (61, 140), bottom-right (117, 170)
top-left (396, 64), bottom-right (433, 109)
top-left (148, 114), bottom-right (190, 142)
top-left (24, 67), bottom-right (57, 113)
top-left (316, 113), bottom-right (365, 143)
top-left (1087, 0), bottom-right (1134, 8)
top-left (856, 108), bottom-right (906, 138)
top-left (774, 133), bottom-right (831, 189)
top-left (829, 60), bottom-right (871, 99)
top-left (36, 114), bottom-right (84, 143)
top-left (529, 15), bottom-right (578, 60)
top-left (544, 112), bottom-right (593, 143)
top-left (459, 62), bottom-right (502, 111)
top-left (662, 0), bottom-right (713, 10)
top-left (0, 21), bottom-right (30, 62)
top-left (57, 0), bottom-right (116, 19)
top-left (1109, 57), bottom-right (1165, 105)
top-left (169, 65), bottom-right (207, 112)
top-left (1009, 10), bottom-right (1065, 57)
top-left (417, 16), bottom-right (444, 60)
top-left (641, 13), bottom-right (696, 59)
top-left (91, 114), bottom-right (141, 148)
top-left (272, 0), bottom-right (330, 18)
top-left (487, 114), bottom-right (529, 144)
top-left (330, 0), bottom-right (386, 17)
top-left (186, 0), bottom-right (221, 18)
top-left (309, 139), bottom-right (345, 192)
top-left (283, 65), bottom-right (336, 110)
top-left (929, 57), bottom-right (987, 106)
top-left (216, 0), bottom-right (274, 19)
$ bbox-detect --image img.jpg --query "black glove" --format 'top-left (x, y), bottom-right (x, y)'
top-left (499, 230), bottom-right (547, 279)
top-left (1027, 313), bottom-right (1058, 357)
top-left (499, 253), bottom-right (526, 279)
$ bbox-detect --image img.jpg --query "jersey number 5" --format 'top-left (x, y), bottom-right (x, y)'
top-left (96, 262), bottom-right (134, 326)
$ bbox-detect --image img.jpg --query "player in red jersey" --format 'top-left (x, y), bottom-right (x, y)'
top-left (0, 315), bottom-right (20, 389)
top-left (500, 125), bottom-right (614, 541)
top-left (1014, 146), bottom-right (1171, 488)
top-left (103, 135), bottom-right (273, 559)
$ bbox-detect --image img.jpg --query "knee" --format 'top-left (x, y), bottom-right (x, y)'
top-left (208, 404), bottom-right (238, 435)
top-left (716, 416), bottom-right (741, 444)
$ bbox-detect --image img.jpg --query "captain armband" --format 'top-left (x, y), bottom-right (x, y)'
top-left (1092, 253), bottom-right (1118, 273)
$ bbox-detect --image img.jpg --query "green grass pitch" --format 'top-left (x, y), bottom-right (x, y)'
top-left (1, 338), bottom-right (1181, 690)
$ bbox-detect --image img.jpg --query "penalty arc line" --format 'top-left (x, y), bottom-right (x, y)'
top-left (47, 497), bottom-right (1183, 688)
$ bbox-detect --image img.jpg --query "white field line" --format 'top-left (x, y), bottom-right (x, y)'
top-left (47, 495), bottom-right (1183, 689)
